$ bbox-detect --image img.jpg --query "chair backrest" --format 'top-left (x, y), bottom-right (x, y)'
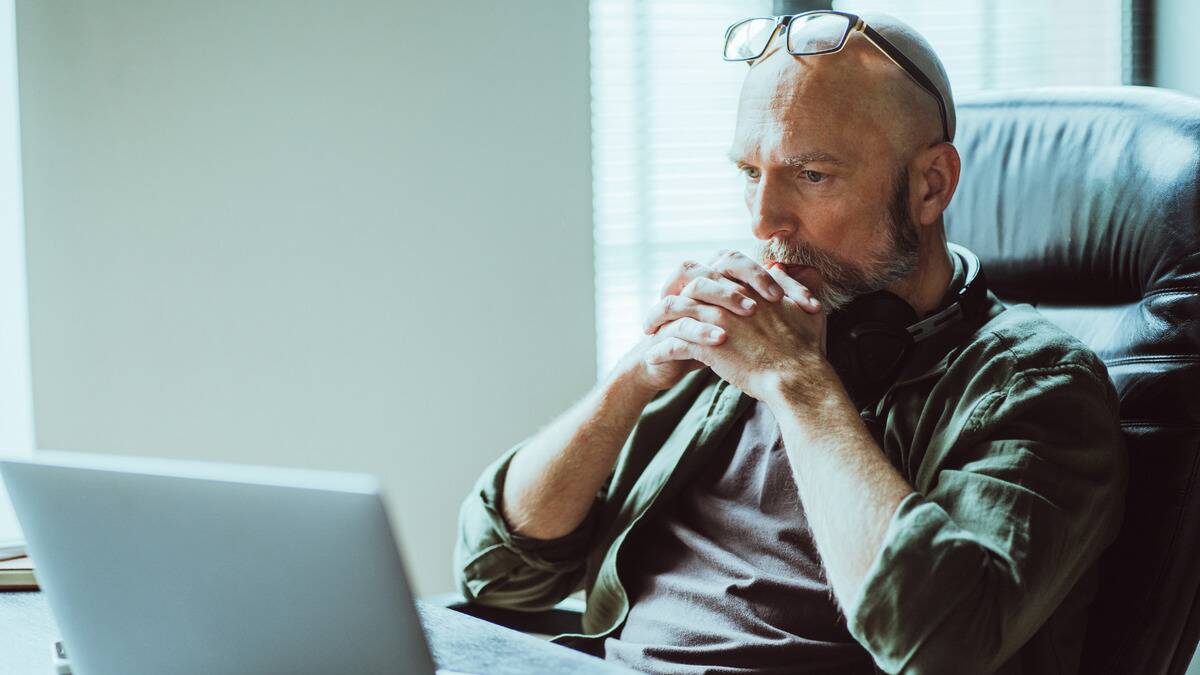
top-left (945, 86), bottom-right (1200, 675)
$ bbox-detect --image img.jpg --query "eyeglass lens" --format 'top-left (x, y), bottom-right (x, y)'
top-left (786, 13), bottom-right (852, 55)
top-left (724, 18), bottom-right (780, 61)
top-left (724, 14), bottom-right (853, 61)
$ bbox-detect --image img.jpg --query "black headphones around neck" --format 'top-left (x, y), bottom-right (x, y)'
top-left (825, 243), bottom-right (988, 410)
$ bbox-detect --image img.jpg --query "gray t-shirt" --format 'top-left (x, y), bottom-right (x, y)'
top-left (603, 400), bottom-right (876, 674)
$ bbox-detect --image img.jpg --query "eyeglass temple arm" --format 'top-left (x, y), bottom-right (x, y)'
top-left (858, 23), bottom-right (951, 143)
top-left (739, 17), bottom-right (788, 67)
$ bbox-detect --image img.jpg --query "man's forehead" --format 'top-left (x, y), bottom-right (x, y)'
top-left (742, 47), bottom-right (841, 107)
top-left (730, 62), bottom-right (866, 164)
top-left (730, 36), bottom-right (914, 164)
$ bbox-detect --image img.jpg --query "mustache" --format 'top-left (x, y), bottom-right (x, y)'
top-left (755, 172), bottom-right (920, 311)
top-left (758, 239), bottom-right (847, 278)
top-left (756, 237), bottom-right (894, 312)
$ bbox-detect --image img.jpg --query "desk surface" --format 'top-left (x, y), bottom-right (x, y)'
top-left (0, 591), bottom-right (634, 675)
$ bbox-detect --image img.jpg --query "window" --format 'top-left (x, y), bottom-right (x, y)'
top-left (590, 0), bottom-right (1129, 376)
top-left (831, 0), bottom-right (1124, 95)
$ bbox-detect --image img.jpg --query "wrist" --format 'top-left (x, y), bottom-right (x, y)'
top-left (763, 356), bottom-right (844, 414)
top-left (604, 358), bottom-right (661, 405)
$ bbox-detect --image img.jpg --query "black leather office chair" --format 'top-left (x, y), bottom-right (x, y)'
top-left (438, 86), bottom-right (1200, 674)
top-left (945, 86), bottom-right (1200, 675)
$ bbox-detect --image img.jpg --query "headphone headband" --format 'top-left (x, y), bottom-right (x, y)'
top-left (907, 243), bottom-right (986, 343)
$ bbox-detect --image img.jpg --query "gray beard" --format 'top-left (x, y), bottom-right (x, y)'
top-left (757, 174), bottom-right (921, 312)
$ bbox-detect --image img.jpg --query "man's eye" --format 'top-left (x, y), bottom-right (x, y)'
top-left (741, 166), bottom-right (761, 181)
top-left (802, 169), bottom-right (826, 183)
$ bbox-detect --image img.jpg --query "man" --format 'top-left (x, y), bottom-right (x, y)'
top-left (454, 11), bottom-right (1126, 675)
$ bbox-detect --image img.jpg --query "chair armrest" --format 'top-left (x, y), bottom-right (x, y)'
top-left (422, 592), bottom-right (585, 636)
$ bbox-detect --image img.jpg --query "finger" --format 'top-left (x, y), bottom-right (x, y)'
top-left (767, 265), bottom-right (821, 313)
top-left (709, 249), bottom-right (784, 302)
top-left (643, 293), bottom-right (730, 335)
top-left (656, 316), bottom-right (726, 346)
top-left (659, 260), bottom-right (727, 299)
top-left (645, 336), bottom-right (708, 366)
top-left (679, 277), bottom-right (757, 316)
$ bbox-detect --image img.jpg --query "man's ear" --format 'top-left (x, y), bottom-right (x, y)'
top-left (911, 142), bottom-right (961, 226)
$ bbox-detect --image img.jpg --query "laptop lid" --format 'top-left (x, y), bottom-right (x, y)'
top-left (0, 451), bottom-right (437, 675)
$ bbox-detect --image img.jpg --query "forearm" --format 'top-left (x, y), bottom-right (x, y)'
top-left (766, 364), bottom-right (913, 608)
top-left (501, 365), bottom-right (658, 540)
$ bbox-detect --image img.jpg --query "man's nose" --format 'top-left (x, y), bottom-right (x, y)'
top-left (749, 174), bottom-right (798, 242)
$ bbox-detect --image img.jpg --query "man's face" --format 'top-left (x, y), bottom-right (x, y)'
top-left (729, 35), bottom-right (922, 312)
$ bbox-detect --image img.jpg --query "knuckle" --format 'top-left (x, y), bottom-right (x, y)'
top-left (669, 337), bottom-right (689, 356)
top-left (723, 283), bottom-right (752, 306)
top-left (682, 278), bottom-right (703, 296)
top-left (719, 278), bottom-right (744, 296)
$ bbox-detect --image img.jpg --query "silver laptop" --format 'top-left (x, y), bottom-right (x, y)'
top-left (0, 451), bottom-right (445, 675)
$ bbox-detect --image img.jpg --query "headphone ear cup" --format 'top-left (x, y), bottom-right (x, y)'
top-left (849, 323), bottom-right (914, 380)
top-left (826, 292), bottom-right (918, 409)
top-left (826, 247), bottom-right (986, 410)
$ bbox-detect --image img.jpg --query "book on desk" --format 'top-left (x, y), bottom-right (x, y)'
top-left (0, 553), bottom-right (36, 591)
top-left (2, 485), bottom-right (36, 590)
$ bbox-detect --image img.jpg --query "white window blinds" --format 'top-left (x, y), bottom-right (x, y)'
top-left (830, 0), bottom-right (1124, 95)
top-left (590, 0), bottom-right (1126, 376)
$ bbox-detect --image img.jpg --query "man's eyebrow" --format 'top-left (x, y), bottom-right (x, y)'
top-left (780, 152), bottom-right (844, 167)
top-left (725, 149), bottom-right (844, 167)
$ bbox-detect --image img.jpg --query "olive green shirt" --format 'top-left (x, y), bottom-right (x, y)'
top-left (454, 289), bottom-right (1127, 674)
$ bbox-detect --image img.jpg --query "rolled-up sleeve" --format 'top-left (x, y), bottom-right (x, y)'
top-left (847, 360), bottom-right (1128, 674)
top-left (454, 441), bottom-right (604, 610)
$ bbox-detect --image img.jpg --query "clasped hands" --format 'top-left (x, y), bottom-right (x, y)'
top-left (627, 249), bottom-right (831, 403)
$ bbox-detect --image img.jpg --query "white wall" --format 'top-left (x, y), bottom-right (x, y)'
top-left (1156, 0), bottom-right (1200, 98)
top-left (16, 0), bottom-right (594, 594)
top-left (0, 0), bottom-right (32, 546)
top-left (0, 0), bottom-right (29, 456)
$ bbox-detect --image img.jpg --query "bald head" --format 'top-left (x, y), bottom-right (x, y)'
top-left (740, 12), bottom-right (951, 161)
top-left (858, 11), bottom-right (956, 141)
top-left (728, 12), bottom-right (961, 313)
